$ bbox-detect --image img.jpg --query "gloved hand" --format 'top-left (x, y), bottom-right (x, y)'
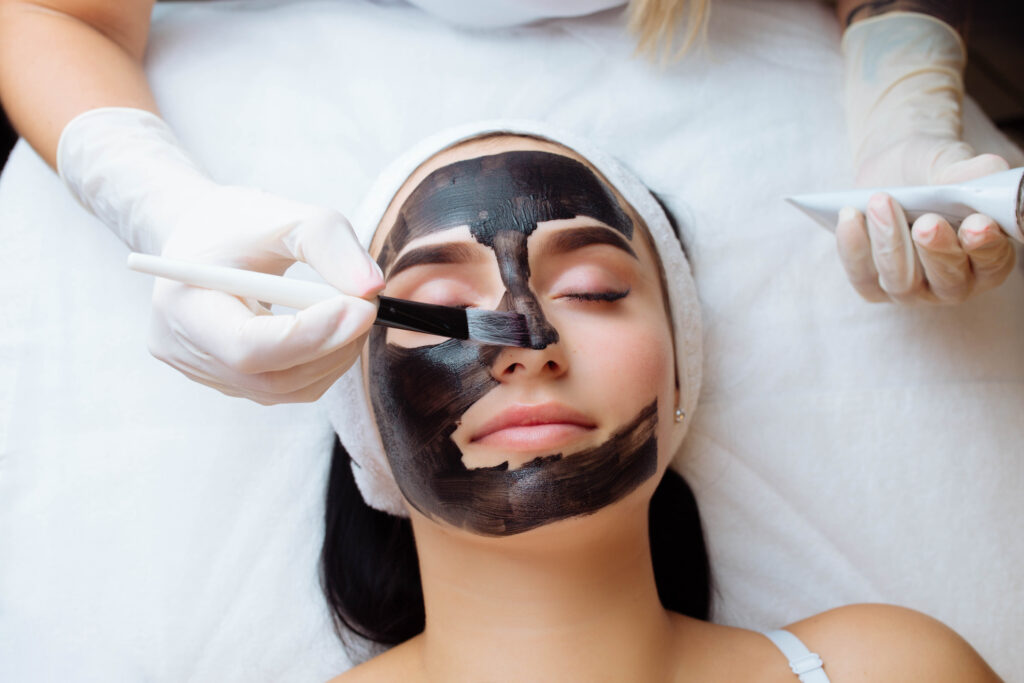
top-left (835, 12), bottom-right (1016, 304)
top-left (58, 107), bottom-right (383, 403)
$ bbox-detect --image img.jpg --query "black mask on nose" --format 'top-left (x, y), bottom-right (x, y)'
top-left (368, 150), bottom-right (658, 536)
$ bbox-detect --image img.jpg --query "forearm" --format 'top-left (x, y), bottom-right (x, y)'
top-left (835, 0), bottom-right (979, 186)
top-left (0, 0), bottom-right (157, 168)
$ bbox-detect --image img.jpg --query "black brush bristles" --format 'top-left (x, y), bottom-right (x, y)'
top-left (465, 308), bottom-right (531, 347)
top-left (375, 296), bottom-right (529, 347)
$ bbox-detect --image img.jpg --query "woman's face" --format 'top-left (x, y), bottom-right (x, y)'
top-left (364, 135), bottom-right (677, 536)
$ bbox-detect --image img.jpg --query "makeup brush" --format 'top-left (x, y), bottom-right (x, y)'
top-left (126, 253), bottom-right (531, 347)
top-left (786, 166), bottom-right (1024, 243)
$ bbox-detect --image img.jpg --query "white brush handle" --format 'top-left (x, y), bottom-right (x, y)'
top-left (127, 253), bottom-right (341, 309)
top-left (787, 167), bottom-right (1024, 242)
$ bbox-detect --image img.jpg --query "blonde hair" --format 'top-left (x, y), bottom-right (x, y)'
top-left (627, 0), bottom-right (711, 63)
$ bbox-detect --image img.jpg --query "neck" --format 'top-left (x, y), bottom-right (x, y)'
top-left (408, 497), bottom-right (679, 683)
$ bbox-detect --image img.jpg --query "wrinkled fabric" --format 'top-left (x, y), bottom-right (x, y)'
top-left (1, 0), bottom-right (1022, 681)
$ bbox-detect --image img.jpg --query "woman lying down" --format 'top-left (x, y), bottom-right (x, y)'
top-left (319, 123), bottom-right (1000, 682)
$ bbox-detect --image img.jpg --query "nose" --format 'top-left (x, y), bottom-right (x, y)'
top-left (489, 230), bottom-right (559, 350)
top-left (491, 341), bottom-right (569, 383)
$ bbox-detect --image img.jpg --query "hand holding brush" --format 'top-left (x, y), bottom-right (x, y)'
top-left (128, 254), bottom-right (531, 389)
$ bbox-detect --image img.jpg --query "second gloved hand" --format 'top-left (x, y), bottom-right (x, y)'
top-left (58, 108), bottom-right (383, 403)
top-left (836, 12), bottom-right (1017, 304)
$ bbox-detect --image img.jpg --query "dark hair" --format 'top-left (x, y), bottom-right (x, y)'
top-left (320, 437), bottom-right (712, 656)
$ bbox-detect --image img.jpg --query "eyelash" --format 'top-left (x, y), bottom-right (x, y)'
top-left (560, 288), bottom-right (631, 303)
top-left (418, 290), bottom-right (630, 308)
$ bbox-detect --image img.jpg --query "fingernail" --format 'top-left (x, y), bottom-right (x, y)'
top-left (838, 207), bottom-right (858, 223)
top-left (964, 219), bottom-right (990, 236)
top-left (916, 221), bottom-right (938, 239)
top-left (368, 257), bottom-right (384, 283)
top-left (868, 197), bottom-right (892, 227)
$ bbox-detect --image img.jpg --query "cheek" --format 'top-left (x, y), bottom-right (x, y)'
top-left (560, 310), bottom-right (677, 486)
top-left (560, 310), bottom-right (675, 412)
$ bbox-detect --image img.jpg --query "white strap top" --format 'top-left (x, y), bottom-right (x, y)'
top-left (399, 0), bottom-right (626, 27)
top-left (762, 630), bottom-right (832, 683)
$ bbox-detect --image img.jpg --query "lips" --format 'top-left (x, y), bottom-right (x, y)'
top-left (470, 403), bottom-right (597, 451)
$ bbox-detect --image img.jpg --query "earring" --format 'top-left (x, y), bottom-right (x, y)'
top-left (674, 408), bottom-right (685, 423)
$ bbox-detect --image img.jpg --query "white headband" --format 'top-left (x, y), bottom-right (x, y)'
top-left (324, 120), bottom-right (702, 516)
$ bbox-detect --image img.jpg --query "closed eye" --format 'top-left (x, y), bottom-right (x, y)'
top-left (388, 276), bottom-right (492, 310)
top-left (559, 289), bottom-right (630, 302)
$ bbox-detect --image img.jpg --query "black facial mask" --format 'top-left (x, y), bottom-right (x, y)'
top-left (368, 150), bottom-right (658, 536)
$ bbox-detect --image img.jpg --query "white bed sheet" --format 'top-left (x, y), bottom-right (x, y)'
top-left (1, 0), bottom-right (1022, 680)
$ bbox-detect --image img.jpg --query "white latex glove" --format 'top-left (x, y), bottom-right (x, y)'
top-left (58, 108), bottom-right (383, 403)
top-left (836, 12), bottom-right (1016, 304)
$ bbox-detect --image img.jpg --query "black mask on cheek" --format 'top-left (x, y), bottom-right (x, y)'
top-left (369, 150), bottom-right (658, 536)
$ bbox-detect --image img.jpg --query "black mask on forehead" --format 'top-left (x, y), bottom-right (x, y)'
top-left (369, 149), bottom-right (657, 536)
top-left (379, 150), bottom-right (634, 350)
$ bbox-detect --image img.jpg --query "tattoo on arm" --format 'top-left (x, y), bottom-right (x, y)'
top-left (841, 0), bottom-right (967, 30)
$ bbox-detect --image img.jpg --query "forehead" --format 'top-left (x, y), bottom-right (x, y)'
top-left (369, 135), bottom-right (641, 260)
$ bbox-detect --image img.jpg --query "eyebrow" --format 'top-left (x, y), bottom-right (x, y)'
top-left (386, 242), bottom-right (485, 279)
top-left (544, 226), bottom-right (638, 260)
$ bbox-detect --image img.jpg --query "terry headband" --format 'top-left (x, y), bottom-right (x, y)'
top-left (324, 120), bottom-right (702, 516)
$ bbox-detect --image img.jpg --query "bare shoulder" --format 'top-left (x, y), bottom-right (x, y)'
top-left (786, 604), bottom-right (1002, 682)
top-left (324, 637), bottom-right (422, 683)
